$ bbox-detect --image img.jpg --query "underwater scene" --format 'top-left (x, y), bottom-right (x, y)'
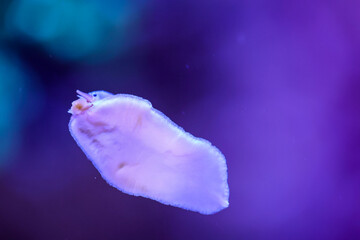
top-left (0, 0), bottom-right (360, 239)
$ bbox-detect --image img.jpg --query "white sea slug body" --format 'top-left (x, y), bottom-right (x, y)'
top-left (69, 90), bottom-right (229, 214)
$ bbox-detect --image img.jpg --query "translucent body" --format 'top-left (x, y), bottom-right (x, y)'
top-left (69, 91), bottom-right (229, 214)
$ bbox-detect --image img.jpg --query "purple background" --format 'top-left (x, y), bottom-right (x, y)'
top-left (1, 0), bottom-right (360, 239)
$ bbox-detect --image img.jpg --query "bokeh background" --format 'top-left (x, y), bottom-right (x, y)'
top-left (1, 0), bottom-right (360, 239)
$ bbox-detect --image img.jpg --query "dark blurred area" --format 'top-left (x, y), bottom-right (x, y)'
top-left (0, 0), bottom-right (360, 239)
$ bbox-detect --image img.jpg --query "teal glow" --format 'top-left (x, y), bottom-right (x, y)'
top-left (8, 0), bottom-right (66, 42)
top-left (6, 0), bottom-right (137, 61)
top-left (0, 52), bottom-right (27, 168)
